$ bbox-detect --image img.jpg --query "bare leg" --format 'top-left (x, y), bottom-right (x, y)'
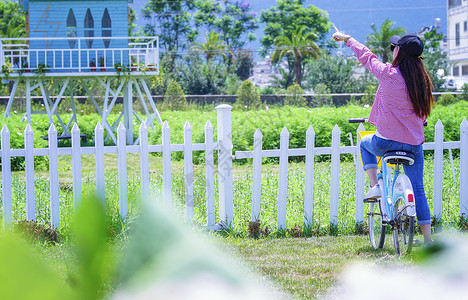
top-left (366, 168), bottom-right (379, 187)
top-left (420, 224), bottom-right (432, 243)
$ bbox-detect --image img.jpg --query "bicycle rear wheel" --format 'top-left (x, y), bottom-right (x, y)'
top-left (393, 198), bottom-right (415, 255)
top-left (368, 201), bottom-right (385, 249)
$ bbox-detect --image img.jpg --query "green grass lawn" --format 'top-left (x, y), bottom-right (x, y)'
top-left (219, 235), bottom-right (406, 299)
top-left (1, 151), bottom-right (464, 299)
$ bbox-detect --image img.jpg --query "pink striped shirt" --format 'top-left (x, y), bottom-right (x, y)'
top-left (346, 37), bottom-right (426, 145)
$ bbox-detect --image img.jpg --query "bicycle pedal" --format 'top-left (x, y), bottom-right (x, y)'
top-left (412, 239), bottom-right (423, 247)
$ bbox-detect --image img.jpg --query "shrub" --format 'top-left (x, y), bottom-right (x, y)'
top-left (284, 83), bottom-right (306, 106)
top-left (457, 83), bottom-right (468, 101)
top-left (361, 85), bottom-right (377, 105)
top-left (437, 93), bottom-right (458, 106)
top-left (14, 220), bottom-right (60, 244)
top-left (235, 79), bottom-right (261, 110)
top-left (163, 80), bottom-right (187, 110)
top-left (310, 83), bottom-right (332, 107)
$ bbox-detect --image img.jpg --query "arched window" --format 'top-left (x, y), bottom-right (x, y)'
top-left (66, 9), bottom-right (77, 48)
top-left (84, 8), bottom-right (94, 48)
top-left (101, 8), bottom-right (112, 48)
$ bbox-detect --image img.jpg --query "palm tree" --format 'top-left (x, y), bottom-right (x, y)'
top-left (366, 19), bottom-right (406, 63)
top-left (190, 30), bottom-right (228, 62)
top-left (271, 26), bottom-right (320, 87)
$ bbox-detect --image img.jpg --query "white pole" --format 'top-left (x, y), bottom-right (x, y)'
top-left (251, 129), bottom-right (263, 222)
top-left (304, 126), bottom-right (315, 227)
top-left (205, 120), bottom-right (215, 228)
top-left (216, 104), bottom-right (233, 227)
top-left (126, 78), bottom-right (133, 144)
top-left (117, 123), bottom-right (128, 219)
top-left (71, 123), bottom-right (82, 211)
top-left (330, 124), bottom-right (341, 225)
top-left (184, 121), bottom-right (194, 222)
top-left (48, 124), bottom-right (60, 228)
top-left (433, 120), bottom-right (444, 218)
top-left (1, 125), bottom-right (12, 227)
top-left (95, 122), bottom-right (105, 204)
top-left (25, 124), bottom-right (35, 221)
top-left (277, 127), bottom-right (289, 230)
top-left (162, 121), bottom-right (172, 210)
top-left (26, 79), bottom-right (31, 124)
top-left (139, 121), bottom-right (150, 203)
top-left (460, 119), bottom-right (468, 217)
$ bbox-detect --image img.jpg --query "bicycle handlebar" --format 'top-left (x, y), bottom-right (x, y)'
top-left (347, 118), bottom-right (368, 123)
top-left (348, 118), bottom-right (428, 126)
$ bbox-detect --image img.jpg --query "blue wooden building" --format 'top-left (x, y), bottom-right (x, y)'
top-left (1, 0), bottom-right (161, 144)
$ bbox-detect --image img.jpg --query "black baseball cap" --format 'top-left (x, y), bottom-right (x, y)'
top-left (389, 34), bottom-right (424, 57)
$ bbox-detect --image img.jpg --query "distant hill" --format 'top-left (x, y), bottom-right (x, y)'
top-left (131, 0), bottom-right (446, 58)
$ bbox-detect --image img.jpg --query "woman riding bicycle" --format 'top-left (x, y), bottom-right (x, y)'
top-left (333, 27), bottom-right (434, 244)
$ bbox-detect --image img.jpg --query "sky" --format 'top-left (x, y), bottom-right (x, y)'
top-left (129, 0), bottom-right (447, 58)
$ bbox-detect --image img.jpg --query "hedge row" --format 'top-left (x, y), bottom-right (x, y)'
top-left (0, 101), bottom-right (467, 169)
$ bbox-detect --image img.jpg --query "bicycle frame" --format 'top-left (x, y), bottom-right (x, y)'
top-left (379, 159), bottom-right (396, 222)
top-left (379, 160), bottom-right (417, 223)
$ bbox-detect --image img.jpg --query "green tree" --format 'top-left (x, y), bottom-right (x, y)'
top-left (190, 30), bottom-right (228, 62)
top-left (366, 18), bottom-right (406, 63)
top-left (269, 66), bottom-right (294, 91)
top-left (194, 0), bottom-right (258, 53)
top-left (421, 28), bottom-right (449, 92)
top-left (311, 83), bottom-right (332, 107)
top-left (142, 0), bottom-right (198, 63)
top-left (284, 83), bottom-right (306, 106)
top-left (260, 0), bottom-right (330, 55)
top-left (235, 79), bottom-right (261, 110)
top-left (271, 26), bottom-right (320, 86)
top-left (0, 1), bottom-right (26, 39)
top-left (305, 54), bottom-right (377, 93)
top-left (128, 7), bottom-right (137, 36)
top-left (172, 56), bottom-right (230, 95)
top-left (164, 80), bottom-right (187, 110)
top-left (233, 50), bottom-right (254, 80)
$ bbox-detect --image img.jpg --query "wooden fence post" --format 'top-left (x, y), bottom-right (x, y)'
top-left (184, 121), bottom-right (194, 222)
top-left (205, 120), bottom-right (215, 228)
top-left (95, 122), bottom-right (105, 204)
top-left (117, 122), bottom-right (128, 219)
top-left (139, 121), bottom-right (150, 203)
top-left (48, 124), bottom-right (60, 228)
top-left (461, 118), bottom-right (468, 217)
top-left (304, 126), bottom-right (315, 227)
top-left (25, 124), bottom-right (35, 221)
top-left (277, 127), bottom-right (289, 230)
top-left (71, 123), bottom-right (82, 211)
top-left (433, 120), bottom-right (444, 218)
top-left (330, 124), bottom-right (341, 225)
top-left (1, 125), bottom-right (12, 226)
top-left (162, 121), bottom-right (172, 211)
top-left (251, 129), bottom-right (263, 222)
top-left (216, 104), bottom-right (233, 227)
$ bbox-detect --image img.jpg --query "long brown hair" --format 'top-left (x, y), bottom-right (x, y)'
top-left (392, 49), bottom-right (434, 119)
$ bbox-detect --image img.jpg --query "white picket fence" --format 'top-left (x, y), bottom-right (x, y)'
top-left (1, 104), bottom-right (467, 230)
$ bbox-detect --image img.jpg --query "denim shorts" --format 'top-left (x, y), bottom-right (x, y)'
top-left (360, 134), bottom-right (431, 225)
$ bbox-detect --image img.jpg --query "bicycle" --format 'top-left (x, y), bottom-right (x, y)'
top-left (349, 118), bottom-right (418, 255)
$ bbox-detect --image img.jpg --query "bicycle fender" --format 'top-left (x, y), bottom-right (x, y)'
top-left (393, 175), bottom-right (416, 217)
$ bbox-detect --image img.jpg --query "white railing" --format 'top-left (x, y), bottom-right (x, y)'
top-left (1, 105), bottom-right (467, 230)
top-left (0, 36), bottom-right (159, 74)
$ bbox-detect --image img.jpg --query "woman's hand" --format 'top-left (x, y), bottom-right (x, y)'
top-left (332, 25), bottom-right (350, 42)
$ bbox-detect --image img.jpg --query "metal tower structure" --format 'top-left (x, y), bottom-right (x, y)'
top-left (1, 0), bottom-right (161, 144)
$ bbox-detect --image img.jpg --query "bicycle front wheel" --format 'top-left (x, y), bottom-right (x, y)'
top-left (368, 201), bottom-right (385, 249)
top-left (392, 198), bottom-right (415, 255)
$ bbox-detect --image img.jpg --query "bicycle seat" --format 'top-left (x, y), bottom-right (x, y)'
top-left (383, 151), bottom-right (415, 166)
